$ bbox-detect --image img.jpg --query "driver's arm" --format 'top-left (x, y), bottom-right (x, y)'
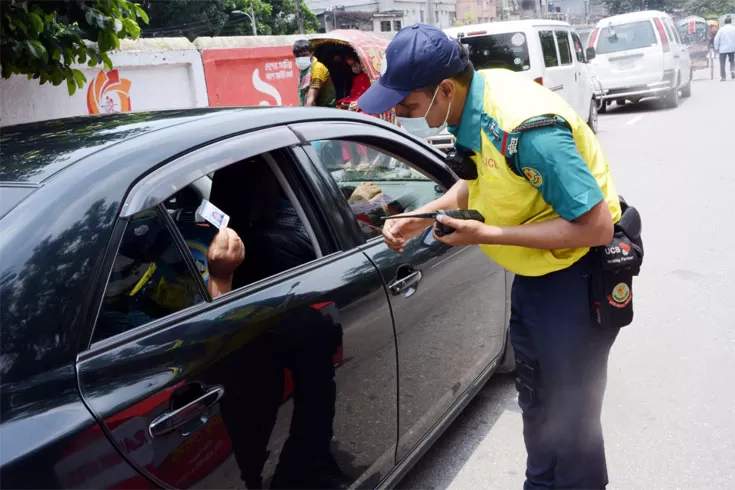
top-left (207, 228), bottom-right (245, 297)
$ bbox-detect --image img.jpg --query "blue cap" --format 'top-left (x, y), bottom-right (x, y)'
top-left (358, 23), bottom-right (468, 115)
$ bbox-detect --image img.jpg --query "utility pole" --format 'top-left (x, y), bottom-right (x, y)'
top-left (250, 0), bottom-right (257, 36)
top-left (427, 0), bottom-right (434, 24)
top-left (295, 0), bottom-right (305, 34)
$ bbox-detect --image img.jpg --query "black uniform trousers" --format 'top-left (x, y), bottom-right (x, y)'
top-left (510, 253), bottom-right (619, 489)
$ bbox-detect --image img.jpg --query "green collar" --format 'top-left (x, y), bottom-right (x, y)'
top-left (447, 71), bottom-right (485, 152)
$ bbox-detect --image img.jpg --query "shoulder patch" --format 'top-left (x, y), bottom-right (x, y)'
top-left (521, 166), bottom-right (543, 187)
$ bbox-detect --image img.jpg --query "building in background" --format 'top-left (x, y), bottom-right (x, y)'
top-left (308, 0), bottom-right (457, 33)
top-left (456, 0), bottom-right (498, 24)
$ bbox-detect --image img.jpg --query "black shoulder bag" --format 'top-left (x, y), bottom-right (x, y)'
top-left (589, 196), bottom-right (644, 328)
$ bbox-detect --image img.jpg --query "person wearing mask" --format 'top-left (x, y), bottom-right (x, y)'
top-left (293, 40), bottom-right (337, 107)
top-left (359, 24), bottom-right (623, 489)
top-left (715, 16), bottom-right (735, 81)
top-left (337, 56), bottom-right (372, 111)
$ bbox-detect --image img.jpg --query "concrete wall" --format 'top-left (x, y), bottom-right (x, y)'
top-left (0, 38), bottom-right (207, 126)
top-left (0, 32), bottom-right (398, 126)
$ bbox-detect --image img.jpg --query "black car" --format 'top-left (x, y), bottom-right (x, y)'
top-left (0, 108), bottom-right (514, 489)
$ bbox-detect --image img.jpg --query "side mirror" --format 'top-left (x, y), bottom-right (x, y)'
top-left (586, 47), bottom-right (597, 61)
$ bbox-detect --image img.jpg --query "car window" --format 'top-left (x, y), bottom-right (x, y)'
top-left (461, 32), bottom-right (531, 72)
top-left (94, 209), bottom-right (206, 343)
top-left (555, 30), bottom-right (573, 65)
top-left (94, 153), bottom-right (319, 343)
top-left (596, 21), bottom-right (657, 55)
top-left (311, 139), bottom-right (438, 241)
top-left (571, 32), bottom-right (585, 63)
top-left (539, 30), bottom-right (560, 67)
top-left (666, 18), bottom-right (682, 43)
top-left (166, 155), bottom-right (318, 290)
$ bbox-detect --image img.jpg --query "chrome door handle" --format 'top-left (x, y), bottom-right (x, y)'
top-left (389, 270), bottom-right (423, 297)
top-left (149, 385), bottom-right (224, 438)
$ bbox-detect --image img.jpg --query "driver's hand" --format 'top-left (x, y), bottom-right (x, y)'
top-left (349, 101), bottom-right (359, 111)
top-left (382, 215), bottom-right (433, 253)
top-left (208, 228), bottom-right (245, 280)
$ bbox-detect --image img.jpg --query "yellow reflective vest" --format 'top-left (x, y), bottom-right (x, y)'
top-left (465, 69), bottom-right (621, 277)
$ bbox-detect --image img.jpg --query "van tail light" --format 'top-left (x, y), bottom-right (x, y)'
top-left (653, 18), bottom-right (670, 52)
top-left (589, 28), bottom-right (599, 48)
top-left (534, 77), bottom-right (543, 85)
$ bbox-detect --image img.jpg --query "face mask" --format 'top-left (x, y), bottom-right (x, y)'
top-left (351, 64), bottom-right (362, 74)
top-left (295, 56), bottom-right (311, 70)
top-left (396, 86), bottom-right (451, 139)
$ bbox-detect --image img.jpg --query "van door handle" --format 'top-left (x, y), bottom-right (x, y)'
top-left (389, 270), bottom-right (423, 297)
top-left (149, 385), bottom-right (224, 438)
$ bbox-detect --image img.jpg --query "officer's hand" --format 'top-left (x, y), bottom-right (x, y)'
top-left (432, 214), bottom-right (492, 247)
top-left (383, 215), bottom-right (432, 253)
top-left (208, 228), bottom-right (245, 280)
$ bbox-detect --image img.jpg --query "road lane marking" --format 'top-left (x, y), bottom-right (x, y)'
top-left (627, 115), bottom-right (644, 125)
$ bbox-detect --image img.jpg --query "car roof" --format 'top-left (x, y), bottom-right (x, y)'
top-left (595, 10), bottom-right (669, 26)
top-left (445, 19), bottom-right (573, 37)
top-left (0, 107), bottom-right (398, 185)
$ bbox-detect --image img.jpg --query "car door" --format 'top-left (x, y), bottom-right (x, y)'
top-left (77, 128), bottom-right (398, 489)
top-left (290, 122), bottom-right (508, 462)
top-left (664, 16), bottom-right (691, 85)
top-left (553, 28), bottom-right (582, 115)
top-left (572, 30), bottom-right (594, 119)
top-left (537, 28), bottom-right (566, 98)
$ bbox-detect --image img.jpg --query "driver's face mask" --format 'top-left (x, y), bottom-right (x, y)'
top-left (445, 147), bottom-right (478, 180)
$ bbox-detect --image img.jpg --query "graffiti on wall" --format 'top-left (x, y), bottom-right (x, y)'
top-left (87, 69), bottom-right (132, 115)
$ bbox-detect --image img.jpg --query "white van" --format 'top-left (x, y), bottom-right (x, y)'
top-left (426, 20), bottom-right (599, 150)
top-left (588, 10), bottom-right (692, 110)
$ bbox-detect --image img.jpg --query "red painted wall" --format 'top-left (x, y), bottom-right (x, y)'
top-left (201, 46), bottom-right (300, 107)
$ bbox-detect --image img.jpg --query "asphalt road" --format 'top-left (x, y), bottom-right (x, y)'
top-left (399, 73), bottom-right (735, 489)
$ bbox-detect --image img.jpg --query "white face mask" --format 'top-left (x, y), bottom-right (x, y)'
top-left (396, 86), bottom-right (451, 139)
top-left (295, 56), bottom-right (312, 70)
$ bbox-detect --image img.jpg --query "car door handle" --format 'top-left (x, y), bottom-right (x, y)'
top-left (149, 385), bottom-right (224, 438)
top-left (389, 270), bottom-right (423, 297)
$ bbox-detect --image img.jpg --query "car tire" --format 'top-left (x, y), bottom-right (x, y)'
top-left (681, 80), bottom-right (692, 98)
top-left (663, 81), bottom-right (680, 109)
top-left (587, 99), bottom-right (598, 134)
top-left (497, 330), bottom-right (516, 374)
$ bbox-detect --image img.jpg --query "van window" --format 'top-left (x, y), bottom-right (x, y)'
top-left (555, 31), bottom-right (573, 65)
top-left (539, 30), bottom-right (560, 67)
top-left (461, 32), bottom-right (531, 72)
top-left (596, 20), bottom-right (657, 55)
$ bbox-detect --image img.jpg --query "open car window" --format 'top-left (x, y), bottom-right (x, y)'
top-left (310, 139), bottom-right (442, 241)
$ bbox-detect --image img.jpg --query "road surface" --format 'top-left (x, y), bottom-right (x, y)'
top-left (399, 74), bottom-right (735, 489)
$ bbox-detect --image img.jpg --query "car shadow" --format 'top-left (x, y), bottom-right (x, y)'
top-left (601, 95), bottom-right (690, 114)
top-left (397, 373), bottom-right (519, 489)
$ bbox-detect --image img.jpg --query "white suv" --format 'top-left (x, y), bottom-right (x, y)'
top-left (588, 10), bottom-right (692, 110)
top-left (426, 20), bottom-right (600, 151)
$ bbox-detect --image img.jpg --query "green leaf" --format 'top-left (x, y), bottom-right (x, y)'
top-left (67, 77), bottom-right (77, 96)
top-left (5, 15), bottom-right (16, 32)
top-left (73, 69), bottom-right (86, 88)
top-left (26, 40), bottom-right (46, 60)
top-left (134, 4), bottom-right (150, 24)
top-left (28, 12), bottom-right (44, 34)
top-left (122, 17), bottom-right (140, 38)
top-left (13, 18), bottom-right (28, 36)
top-left (102, 52), bottom-right (113, 70)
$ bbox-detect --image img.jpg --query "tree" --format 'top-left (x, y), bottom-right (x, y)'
top-left (685, 0), bottom-right (735, 16)
top-left (1, 0), bottom-right (149, 95)
top-left (138, 0), bottom-right (319, 40)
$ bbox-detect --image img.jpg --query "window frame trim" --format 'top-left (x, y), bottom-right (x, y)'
top-left (289, 121), bottom-right (456, 249)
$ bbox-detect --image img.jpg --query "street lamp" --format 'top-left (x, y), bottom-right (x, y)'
top-left (232, 5), bottom-right (257, 36)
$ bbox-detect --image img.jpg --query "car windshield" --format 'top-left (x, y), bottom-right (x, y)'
top-left (461, 32), bottom-right (531, 72)
top-left (596, 20), bottom-right (658, 54)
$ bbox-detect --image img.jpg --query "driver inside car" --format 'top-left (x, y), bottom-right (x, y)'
top-left (97, 212), bottom-right (245, 339)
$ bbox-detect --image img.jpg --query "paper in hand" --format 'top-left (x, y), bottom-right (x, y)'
top-left (197, 199), bottom-right (230, 229)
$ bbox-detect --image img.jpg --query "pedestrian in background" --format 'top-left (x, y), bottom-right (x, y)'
top-left (293, 40), bottom-right (337, 107)
top-left (714, 16), bottom-right (735, 81)
top-left (359, 24), bottom-right (623, 489)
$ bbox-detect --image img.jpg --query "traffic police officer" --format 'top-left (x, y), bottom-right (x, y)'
top-left (358, 24), bottom-right (622, 489)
